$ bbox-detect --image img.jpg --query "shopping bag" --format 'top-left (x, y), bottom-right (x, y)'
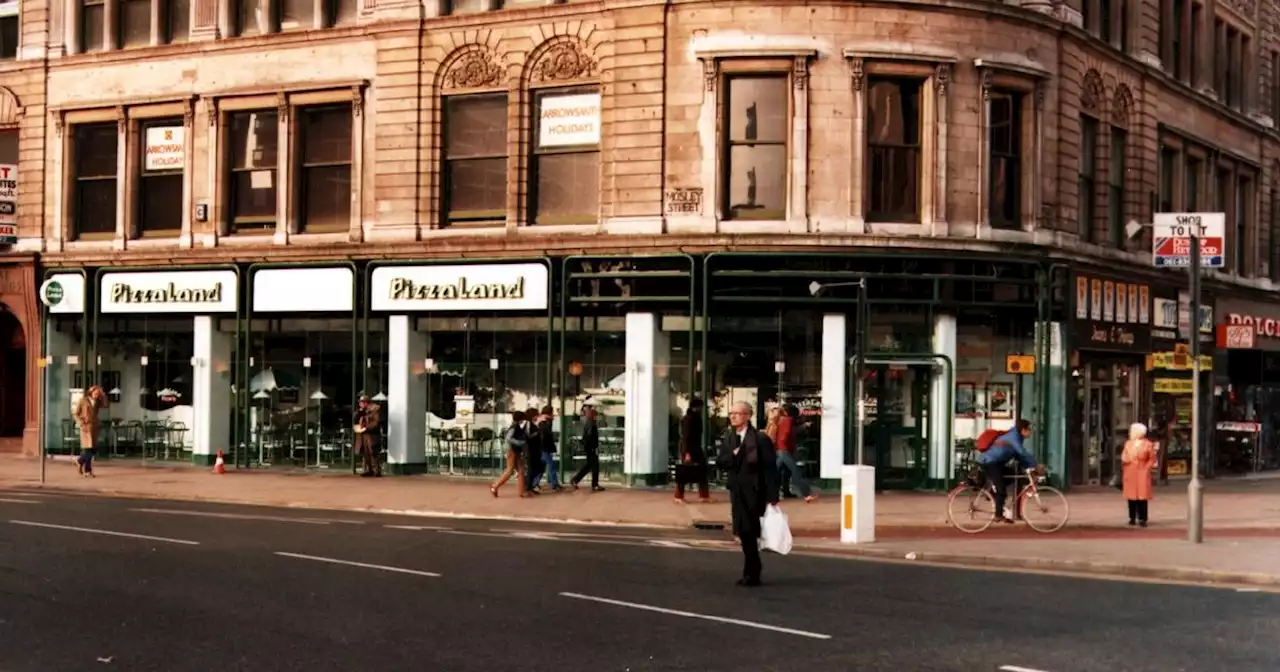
top-left (759, 504), bottom-right (793, 555)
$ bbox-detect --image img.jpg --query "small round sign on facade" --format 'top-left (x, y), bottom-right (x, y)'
top-left (41, 279), bottom-right (64, 307)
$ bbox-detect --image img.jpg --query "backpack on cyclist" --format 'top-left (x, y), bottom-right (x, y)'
top-left (975, 428), bottom-right (1006, 452)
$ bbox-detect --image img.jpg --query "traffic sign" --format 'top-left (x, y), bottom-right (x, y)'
top-left (1153, 212), bottom-right (1225, 268)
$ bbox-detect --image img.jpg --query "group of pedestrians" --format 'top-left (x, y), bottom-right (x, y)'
top-left (490, 402), bottom-right (605, 498)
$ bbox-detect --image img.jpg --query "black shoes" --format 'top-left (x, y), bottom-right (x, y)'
top-left (735, 578), bottom-right (761, 587)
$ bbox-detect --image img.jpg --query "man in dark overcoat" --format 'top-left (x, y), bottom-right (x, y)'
top-left (716, 401), bottom-right (780, 587)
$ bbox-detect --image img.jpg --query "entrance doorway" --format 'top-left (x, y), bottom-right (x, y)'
top-left (1074, 360), bottom-right (1141, 485)
top-left (0, 309), bottom-right (25, 438)
top-left (863, 364), bottom-right (930, 489)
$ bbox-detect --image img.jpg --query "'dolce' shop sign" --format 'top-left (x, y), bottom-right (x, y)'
top-left (100, 270), bottom-right (238, 314)
top-left (370, 263), bottom-right (550, 312)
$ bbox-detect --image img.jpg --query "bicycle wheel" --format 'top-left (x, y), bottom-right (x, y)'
top-left (1020, 486), bottom-right (1069, 533)
top-left (946, 484), bottom-right (997, 534)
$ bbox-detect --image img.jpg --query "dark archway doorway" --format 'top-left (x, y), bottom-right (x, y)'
top-left (0, 308), bottom-right (25, 437)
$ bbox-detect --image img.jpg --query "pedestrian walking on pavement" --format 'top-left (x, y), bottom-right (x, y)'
top-left (1121, 422), bottom-right (1156, 527)
top-left (492, 410), bottom-right (529, 498)
top-left (675, 398), bottom-right (710, 503)
top-left (74, 385), bottom-right (107, 477)
top-left (529, 405), bottom-right (563, 492)
top-left (571, 402), bottom-right (604, 491)
top-left (774, 404), bottom-right (816, 502)
top-left (353, 394), bottom-right (382, 477)
top-left (716, 401), bottom-right (780, 587)
top-left (523, 407), bottom-right (545, 494)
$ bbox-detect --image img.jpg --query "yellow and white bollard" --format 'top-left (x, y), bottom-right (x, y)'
top-left (840, 464), bottom-right (876, 544)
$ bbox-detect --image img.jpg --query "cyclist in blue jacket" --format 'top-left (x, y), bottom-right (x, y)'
top-left (976, 419), bottom-right (1037, 523)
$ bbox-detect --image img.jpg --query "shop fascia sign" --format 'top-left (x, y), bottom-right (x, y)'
top-left (1225, 312), bottom-right (1280, 339)
top-left (252, 266), bottom-right (354, 313)
top-left (1072, 272), bottom-right (1151, 350)
top-left (40, 272), bottom-right (86, 314)
top-left (99, 270), bottom-right (237, 314)
top-left (370, 263), bottom-right (549, 312)
top-left (0, 163), bottom-right (17, 246)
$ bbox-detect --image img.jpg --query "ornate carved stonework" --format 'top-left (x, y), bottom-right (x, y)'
top-left (530, 39), bottom-right (597, 84)
top-left (1080, 68), bottom-right (1105, 113)
top-left (793, 56), bottom-right (808, 91)
top-left (352, 85), bottom-right (363, 117)
top-left (183, 100), bottom-right (194, 127)
top-left (115, 106), bottom-right (126, 134)
top-left (1035, 83), bottom-right (1046, 111)
top-left (701, 58), bottom-right (717, 92)
top-left (276, 94), bottom-right (288, 124)
top-left (849, 58), bottom-right (864, 92)
top-left (1112, 84), bottom-right (1134, 128)
top-left (980, 68), bottom-right (992, 101)
top-left (443, 47), bottom-right (505, 90)
top-left (935, 63), bottom-right (951, 97)
top-left (52, 112), bottom-right (64, 138)
top-left (207, 104), bottom-right (218, 128)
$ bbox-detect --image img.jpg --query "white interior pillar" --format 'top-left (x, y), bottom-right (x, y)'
top-left (192, 315), bottom-right (232, 462)
top-left (820, 314), bottom-right (847, 479)
top-left (44, 326), bottom-right (77, 449)
top-left (930, 312), bottom-right (957, 482)
top-left (387, 315), bottom-right (427, 472)
top-left (624, 313), bottom-right (669, 485)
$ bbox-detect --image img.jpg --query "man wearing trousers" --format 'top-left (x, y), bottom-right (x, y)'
top-left (716, 401), bottom-right (780, 587)
top-left (571, 403), bottom-right (604, 491)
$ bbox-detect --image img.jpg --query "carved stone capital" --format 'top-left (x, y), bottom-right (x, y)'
top-left (183, 99), bottom-right (194, 127)
top-left (276, 93), bottom-right (288, 123)
top-left (1035, 82), bottom-right (1046, 112)
top-left (52, 112), bottom-right (64, 138)
top-left (115, 106), bottom-right (126, 133)
top-left (793, 56), bottom-right (809, 91)
top-left (935, 63), bottom-right (951, 97)
top-left (980, 68), bottom-right (992, 101)
top-left (849, 57), bottom-right (864, 92)
top-left (207, 103), bottom-right (218, 128)
top-left (701, 58), bottom-right (717, 92)
top-left (352, 85), bottom-right (363, 117)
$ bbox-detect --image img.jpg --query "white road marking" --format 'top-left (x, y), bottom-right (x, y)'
top-left (274, 552), bottom-right (441, 578)
top-left (560, 592), bottom-right (832, 640)
top-left (648, 539), bottom-right (692, 549)
top-left (0, 498), bottom-right (41, 504)
top-left (384, 524), bottom-right (452, 531)
top-left (9, 520), bottom-right (201, 545)
top-left (130, 508), bottom-right (332, 525)
top-left (1236, 588), bottom-right (1261, 593)
top-left (1000, 665), bottom-right (1054, 672)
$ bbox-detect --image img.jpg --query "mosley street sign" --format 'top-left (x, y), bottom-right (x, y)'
top-left (99, 270), bottom-right (238, 314)
top-left (370, 263), bottom-right (549, 312)
top-left (1153, 212), bottom-right (1225, 268)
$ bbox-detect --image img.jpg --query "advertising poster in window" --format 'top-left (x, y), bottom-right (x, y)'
top-left (1116, 283), bottom-right (1128, 323)
top-left (1076, 277), bottom-right (1088, 319)
top-left (1128, 284), bottom-right (1139, 323)
top-left (144, 126), bottom-right (185, 171)
top-left (538, 93), bottom-right (601, 148)
top-left (1091, 279), bottom-right (1102, 321)
top-left (1103, 281), bottom-right (1115, 322)
top-left (0, 163), bottom-right (15, 245)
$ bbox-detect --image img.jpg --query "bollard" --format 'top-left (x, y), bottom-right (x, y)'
top-left (840, 464), bottom-right (876, 544)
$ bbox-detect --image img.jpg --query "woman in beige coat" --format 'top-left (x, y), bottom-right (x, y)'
top-left (75, 385), bottom-right (107, 477)
top-left (1121, 422), bottom-right (1156, 527)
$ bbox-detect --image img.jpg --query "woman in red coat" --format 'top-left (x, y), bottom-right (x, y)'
top-left (1121, 422), bottom-right (1156, 527)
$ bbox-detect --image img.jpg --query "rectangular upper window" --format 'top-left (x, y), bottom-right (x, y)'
top-left (442, 94), bottom-right (507, 226)
top-left (71, 122), bottom-right (119, 239)
top-left (531, 87), bottom-right (600, 225)
top-left (226, 110), bottom-right (278, 233)
top-left (297, 104), bottom-right (353, 233)
top-left (865, 77), bottom-right (922, 222)
top-left (721, 75), bottom-right (787, 221)
top-left (136, 118), bottom-right (184, 236)
top-left (988, 91), bottom-right (1023, 229)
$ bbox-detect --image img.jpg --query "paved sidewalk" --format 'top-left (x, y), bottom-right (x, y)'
top-left (3, 455), bottom-right (1279, 585)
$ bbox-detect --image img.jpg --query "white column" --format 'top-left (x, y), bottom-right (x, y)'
top-left (44, 326), bottom-right (78, 449)
top-left (930, 313), bottom-right (957, 482)
top-left (820, 314), bottom-right (847, 480)
top-left (623, 313), bottom-right (669, 485)
top-left (192, 315), bottom-right (232, 461)
top-left (387, 315), bottom-right (427, 471)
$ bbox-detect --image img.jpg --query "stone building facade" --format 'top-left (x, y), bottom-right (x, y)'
top-left (2, 0), bottom-right (1279, 483)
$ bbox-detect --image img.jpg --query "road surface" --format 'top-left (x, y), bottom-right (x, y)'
top-left (0, 488), bottom-right (1275, 671)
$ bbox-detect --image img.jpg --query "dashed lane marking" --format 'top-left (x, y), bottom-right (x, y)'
top-left (0, 498), bottom-right (41, 504)
top-left (384, 524), bottom-right (453, 531)
top-left (1000, 665), bottom-right (1054, 672)
top-left (560, 592), bottom-right (832, 640)
top-left (274, 552), bottom-right (441, 578)
top-left (132, 508), bottom-right (328, 525)
top-left (9, 520), bottom-right (201, 545)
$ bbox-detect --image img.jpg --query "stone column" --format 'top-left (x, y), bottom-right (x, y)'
top-left (930, 312), bottom-right (956, 482)
top-left (819, 314), bottom-right (847, 479)
top-left (623, 313), bottom-right (669, 486)
top-left (191, 315), bottom-right (232, 464)
top-left (386, 315), bottom-right (427, 473)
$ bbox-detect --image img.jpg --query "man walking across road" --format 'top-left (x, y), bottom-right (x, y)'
top-left (74, 385), bottom-right (107, 477)
top-left (571, 402), bottom-right (604, 492)
top-left (716, 401), bottom-right (780, 587)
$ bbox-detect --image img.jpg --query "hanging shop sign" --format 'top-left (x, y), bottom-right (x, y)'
top-left (0, 163), bottom-right (17, 245)
top-left (252, 266), bottom-right (354, 313)
top-left (40, 272), bottom-right (86, 314)
top-left (1072, 272), bottom-right (1152, 352)
top-left (370, 263), bottom-right (549, 312)
top-left (99, 270), bottom-right (237, 314)
top-left (1153, 378), bottom-right (1194, 394)
top-left (144, 126), bottom-right (185, 171)
top-left (1215, 297), bottom-right (1280, 351)
top-left (537, 93), bottom-right (601, 148)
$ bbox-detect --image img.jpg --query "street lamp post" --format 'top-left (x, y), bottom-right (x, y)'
top-left (1188, 230), bottom-right (1204, 544)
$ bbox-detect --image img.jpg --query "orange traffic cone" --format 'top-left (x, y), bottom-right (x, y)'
top-left (213, 449), bottom-right (226, 475)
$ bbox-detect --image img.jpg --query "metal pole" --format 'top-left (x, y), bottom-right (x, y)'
top-left (853, 280), bottom-right (867, 466)
top-left (1188, 230), bottom-right (1204, 544)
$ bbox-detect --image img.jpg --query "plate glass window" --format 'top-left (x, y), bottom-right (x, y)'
top-left (72, 123), bottom-right (119, 238)
top-left (298, 104), bottom-right (353, 233)
top-left (531, 88), bottom-right (601, 225)
top-left (723, 75), bottom-right (787, 221)
top-left (227, 110), bottom-right (278, 233)
top-left (138, 118), bottom-right (184, 236)
top-left (443, 94), bottom-right (507, 226)
top-left (865, 77), bottom-right (921, 222)
top-left (988, 91), bottom-right (1022, 229)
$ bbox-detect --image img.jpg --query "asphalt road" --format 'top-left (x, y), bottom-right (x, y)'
top-left (0, 489), bottom-right (1276, 672)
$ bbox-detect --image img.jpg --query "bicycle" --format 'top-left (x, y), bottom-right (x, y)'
top-left (946, 467), bottom-right (1069, 534)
